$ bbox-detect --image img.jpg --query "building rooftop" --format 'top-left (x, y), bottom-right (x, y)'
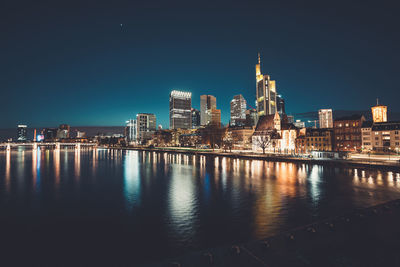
top-left (334, 114), bottom-right (365, 121)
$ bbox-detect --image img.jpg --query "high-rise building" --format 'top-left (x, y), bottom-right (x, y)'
top-left (287, 115), bottom-right (294, 124)
top-left (169, 90), bottom-right (192, 129)
top-left (191, 108), bottom-right (201, 129)
top-left (371, 99), bottom-right (387, 123)
top-left (200, 95), bottom-right (216, 126)
top-left (318, 109), bottom-right (333, 128)
top-left (17, 125), bottom-right (27, 142)
top-left (136, 113), bottom-right (156, 144)
top-left (256, 53), bottom-right (277, 118)
top-left (210, 109), bottom-right (221, 127)
top-left (245, 109), bottom-right (257, 126)
top-left (230, 94), bottom-right (247, 126)
top-left (42, 128), bottom-right (58, 141)
top-left (334, 115), bottom-right (365, 151)
top-left (57, 124), bottom-right (70, 139)
top-left (276, 94), bottom-right (285, 116)
top-left (125, 119), bottom-right (137, 143)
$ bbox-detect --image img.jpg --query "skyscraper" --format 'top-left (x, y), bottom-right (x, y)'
top-left (136, 113), bottom-right (156, 144)
top-left (276, 94), bottom-right (285, 116)
top-left (125, 119), bottom-right (137, 143)
top-left (210, 109), bottom-right (221, 127)
top-left (169, 90), bottom-right (192, 129)
top-left (318, 109), bottom-right (333, 128)
top-left (57, 124), bottom-right (70, 139)
top-left (17, 125), bottom-right (27, 142)
top-left (256, 53), bottom-right (277, 118)
top-left (230, 94), bottom-right (247, 126)
top-left (200, 95), bottom-right (216, 126)
top-left (191, 108), bottom-right (201, 129)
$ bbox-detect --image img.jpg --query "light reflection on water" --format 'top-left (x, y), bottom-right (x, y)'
top-left (0, 149), bottom-right (400, 264)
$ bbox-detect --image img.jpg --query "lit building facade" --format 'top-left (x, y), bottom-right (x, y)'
top-left (296, 128), bottom-right (334, 154)
top-left (276, 94), bottom-right (285, 116)
top-left (210, 109), bottom-right (221, 127)
top-left (361, 122), bottom-right (400, 152)
top-left (333, 115), bottom-right (365, 151)
top-left (169, 90), bottom-right (192, 130)
top-left (56, 124), bottom-right (70, 139)
top-left (200, 95), bottom-right (216, 126)
top-left (245, 109), bottom-right (257, 126)
top-left (230, 94), bottom-right (247, 126)
top-left (252, 112), bottom-right (298, 154)
top-left (371, 100), bottom-right (387, 123)
top-left (362, 103), bottom-right (398, 152)
top-left (191, 108), bottom-right (200, 129)
top-left (294, 120), bottom-right (305, 128)
top-left (256, 53), bottom-right (277, 118)
top-left (227, 126), bottom-right (255, 150)
top-left (318, 109), bottom-right (333, 128)
top-left (125, 119), bottom-right (137, 144)
top-left (17, 125), bottom-right (27, 142)
top-left (136, 113), bottom-right (156, 144)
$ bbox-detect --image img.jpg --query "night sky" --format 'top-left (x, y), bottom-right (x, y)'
top-left (1, 0), bottom-right (399, 128)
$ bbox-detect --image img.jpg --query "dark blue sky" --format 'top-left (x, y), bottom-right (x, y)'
top-left (1, 0), bottom-right (399, 128)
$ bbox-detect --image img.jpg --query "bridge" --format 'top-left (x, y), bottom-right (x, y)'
top-left (0, 142), bottom-right (97, 150)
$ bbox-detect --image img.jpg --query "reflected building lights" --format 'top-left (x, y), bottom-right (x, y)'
top-left (74, 148), bottom-right (81, 181)
top-left (124, 151), bottom-right (141, 210)
top-left (5, 149), bottom-right (11, 192)
top-left (54, 148), bottom-right (60, 189)
top-left (168, 164), bottom-right (197, 237)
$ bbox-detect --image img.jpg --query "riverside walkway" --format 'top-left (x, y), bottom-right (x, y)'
top-left (125, 147), bottom-right (400, 171)
top-left (144, 198), bottom-right (400, 267)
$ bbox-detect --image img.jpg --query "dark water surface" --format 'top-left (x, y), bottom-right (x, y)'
top-left (1, 148), bottom-right (400, 266)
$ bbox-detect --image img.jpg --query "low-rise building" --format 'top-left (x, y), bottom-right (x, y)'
top-left (361, 121), bottom-right (400, 152)
top-left (227, 126), bottom-right (255, 150)
top-left (333, 115), bottom-right (365, 151)
top-left (252, 112), bottom-right (298, 154)
top-left (296, 128), bottom-right (334, 154)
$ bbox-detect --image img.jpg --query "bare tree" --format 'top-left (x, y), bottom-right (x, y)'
top-left (255, 135), bottom-right (271, 154)
top-left (223, 131), bottom-right (233, 152)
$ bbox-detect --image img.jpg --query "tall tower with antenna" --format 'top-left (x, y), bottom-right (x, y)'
top-left (255, 53), bottom-right (277, 119)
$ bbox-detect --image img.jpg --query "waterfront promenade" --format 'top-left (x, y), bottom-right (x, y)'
top-left (123, 147), bottom-right (400, 171)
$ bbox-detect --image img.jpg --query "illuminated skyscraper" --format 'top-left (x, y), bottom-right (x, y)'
top-left (191, 108), bottom-right (200, 129)
top-left (371, 99), bottom-right (387, 123)
top-left (318, 109), bottom-right (333, 128)
top-left (17, 125), bottom-right (27, 141)
top-left (230, 94), bottom-right (247, 126)
top-left (210, 109), bottom-right (221, 127)
top-left (57, 124), bottom-right (70, 139)
top-left (200, 95), bottom-right (216, 126)
top-left (136, 113), bottom-right (156, 144)
top-left (276, 94), bottom-right (285, 116)
top-left (169, 90), bottom-right (192, 129)
top-left (256, 53), bottom-right (277, 118)
top-left (125, 119), bottom-right (137, 143)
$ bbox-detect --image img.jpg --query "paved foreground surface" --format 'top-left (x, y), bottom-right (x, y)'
top-left (145, 199), bottom-right (400, 267)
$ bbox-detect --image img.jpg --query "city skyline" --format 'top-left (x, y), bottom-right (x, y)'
top-left (1, 0), bottom-right (400, 129)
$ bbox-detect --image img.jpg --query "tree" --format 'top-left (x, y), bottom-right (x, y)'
top-left (255, 135), bottom-right (271, 154)
top-left (223, 131), bottom-right (233, 152)
top-left (254, 129), bottom-right (279, 154)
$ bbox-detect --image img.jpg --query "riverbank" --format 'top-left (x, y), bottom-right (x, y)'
top-left (120, 147), bottom-right (400, 171)
top-left (144, 198), bottom-right (400, 266)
